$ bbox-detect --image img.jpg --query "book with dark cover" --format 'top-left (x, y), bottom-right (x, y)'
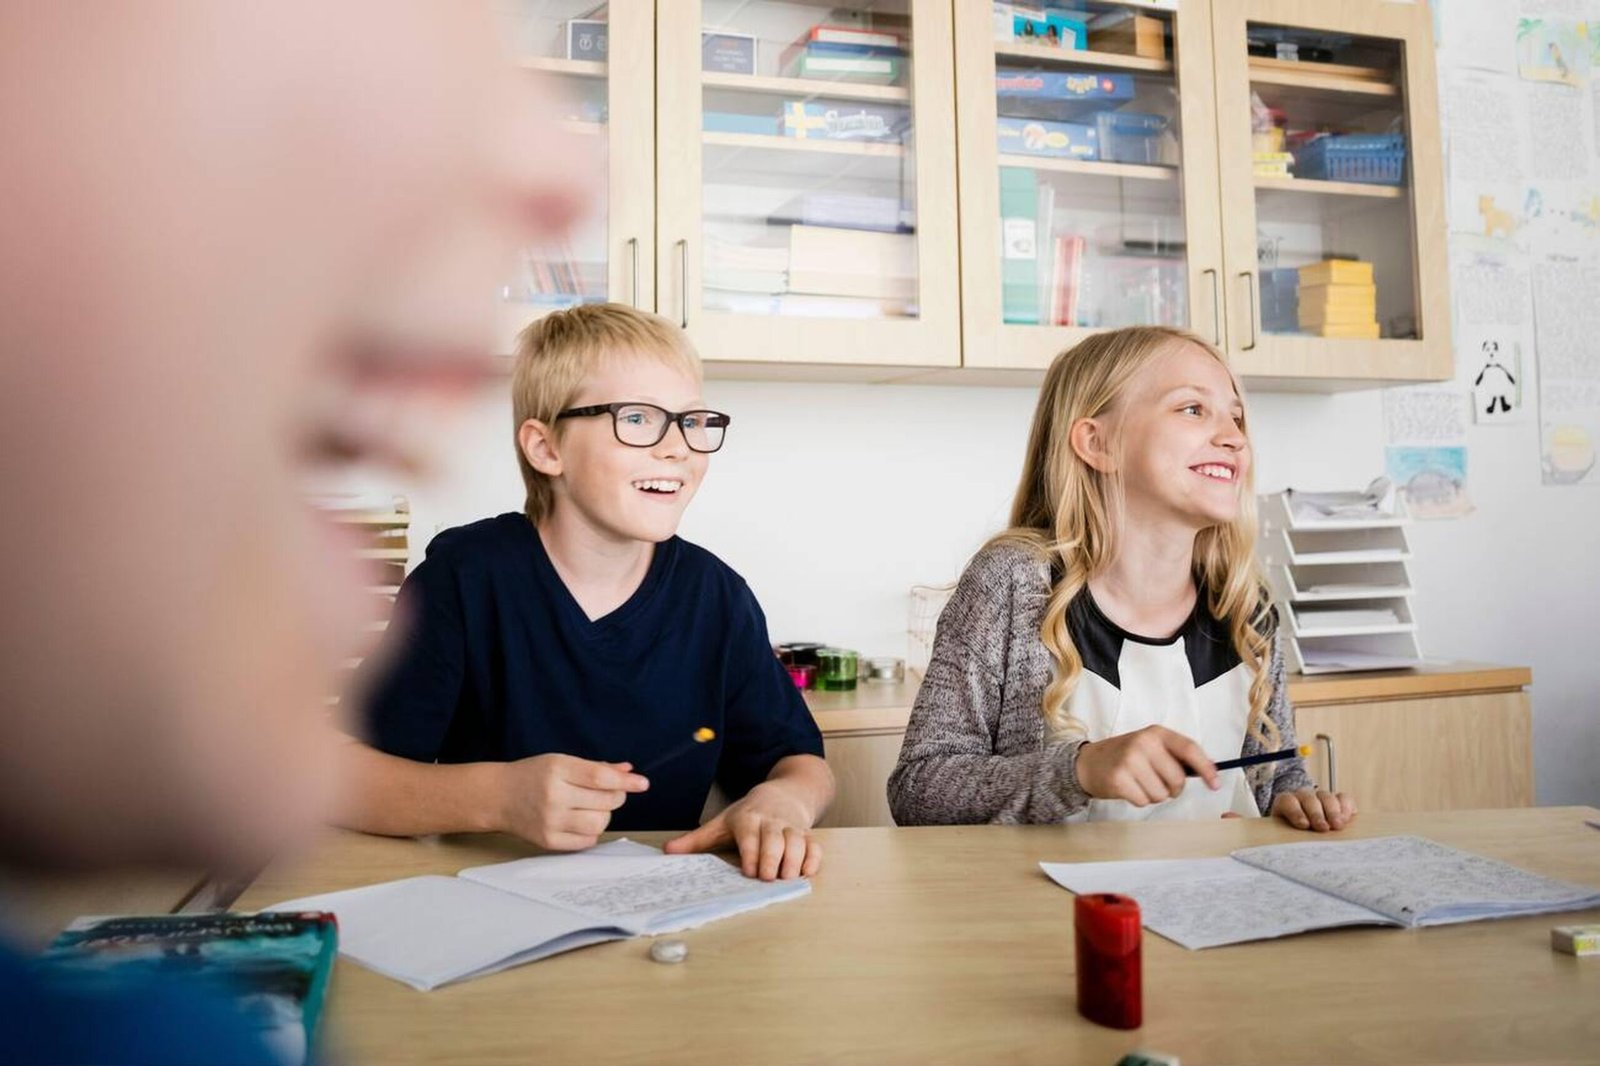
top-left (40, 912), bottom-right (338, 1066)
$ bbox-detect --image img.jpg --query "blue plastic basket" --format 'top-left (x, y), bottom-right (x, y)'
top-left (1293, 134), bottom-right (1406, 185)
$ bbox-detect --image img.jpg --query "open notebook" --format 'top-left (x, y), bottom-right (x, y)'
top-left (266, 840), bottom-right (808, 990)
top-left (1041, 835), bottom-right (1600, 950)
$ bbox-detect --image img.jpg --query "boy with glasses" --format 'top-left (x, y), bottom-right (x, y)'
top-left (337, 304), bottom-right (832, 881)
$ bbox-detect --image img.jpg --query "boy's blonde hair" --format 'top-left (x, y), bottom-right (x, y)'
top-left (512, 302), bottom-right (702, 523)
top-left (990, 326), bottom-right (1278, 747)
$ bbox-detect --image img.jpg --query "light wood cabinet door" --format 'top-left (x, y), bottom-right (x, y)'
top-left (497, 1), bottom-right (657, 352)
top-left (1210, 0), bottom-right (1452, 388)
top-left (817, 731), bottom-right (903, 828)
top-left (953, 1), bottom-right (1227, 373)
top-left (1295, 691), bottom-right (1534, 811)
top-left (656, 0), bottom-right (961, 374)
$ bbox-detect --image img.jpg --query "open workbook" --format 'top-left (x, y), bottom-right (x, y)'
top-left (1041, 835), bottom-right (1600, 950)
top-left (266, 840), bottom-right (808, 990)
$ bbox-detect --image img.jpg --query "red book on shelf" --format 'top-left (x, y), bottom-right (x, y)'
top-left (803, 24), bottom-right (903, 49)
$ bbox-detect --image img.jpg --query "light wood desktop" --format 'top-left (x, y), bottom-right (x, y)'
top-left (233, 806), bottom-right (1600, 1066)
top-left (0, 869), bottom-right (203, 952)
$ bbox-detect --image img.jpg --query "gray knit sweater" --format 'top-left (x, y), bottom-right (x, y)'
top-left (887, 543), bottom-right (1316, 825)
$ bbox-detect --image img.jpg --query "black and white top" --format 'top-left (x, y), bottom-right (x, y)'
top-left (886, 542), bottom-right (1314, 826)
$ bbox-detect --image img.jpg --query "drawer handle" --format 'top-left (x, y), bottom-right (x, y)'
top-left (1315, 733), bottom-right (1336, 792)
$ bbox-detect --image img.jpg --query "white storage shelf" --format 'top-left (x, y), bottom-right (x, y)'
top-left (1259, 492), bottom-right (1422, 675)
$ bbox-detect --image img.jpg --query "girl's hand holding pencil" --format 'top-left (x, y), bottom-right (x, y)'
top-left (1074, 725), bottom-right (1222, 806)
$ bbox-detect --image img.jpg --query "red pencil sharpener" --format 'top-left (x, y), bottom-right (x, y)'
top-left (1075, 892), bottom-right (1142, 1029)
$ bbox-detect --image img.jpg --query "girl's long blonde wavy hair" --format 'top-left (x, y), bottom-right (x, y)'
top-left (990, 326), bottom-right (1279, 747)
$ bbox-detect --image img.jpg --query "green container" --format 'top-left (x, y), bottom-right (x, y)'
top-left (816, 647), bottom-right (859, 692)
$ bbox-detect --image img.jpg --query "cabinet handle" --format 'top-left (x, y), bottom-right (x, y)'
top-left (1314, 733), bottom-right (1337, 793)
top-left (626, 236), bottom-right (640, 310)
top-left (675, 238), bottom-right (688, 328)
top-left (1203, 268), bottom-right (1222, 347)
top-left (1238, 271), bottom-right (1258, 351)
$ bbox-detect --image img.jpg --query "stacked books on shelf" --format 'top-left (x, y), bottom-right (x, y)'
top-left (780, 22), bottom-right (905, 84)
top-left (503, 245), bottom-right (606, 309)
top-left (1258, 482), bottom-right (1422, 675)
top-left (702, 212), bottom-right (917, 319)
top-left (1253, 151), bottom-right (1294, 177)
top-left (1297, 259), bottom-right (1378, 339)
top-left (788, 224), bottom-right (915, 302)
top-left (703, 234), bottom-right (789, 295)
top-left (1000, 167), bottom-right (1085, 326)
top-left (309, 494), bottom-right (411, 669)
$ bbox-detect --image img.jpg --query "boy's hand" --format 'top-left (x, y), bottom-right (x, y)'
top-left (494, 754), bottom-right (649, 851)
top-left (1271, 788), bottom-right (1356, 832)
top-left (1073, 725), bottom-right (1219, 805)
top-left (663, 781), bottom-right (821, 881)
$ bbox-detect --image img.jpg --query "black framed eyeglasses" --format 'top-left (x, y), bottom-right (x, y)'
top-left (556, 402), bottom-right (731, 453)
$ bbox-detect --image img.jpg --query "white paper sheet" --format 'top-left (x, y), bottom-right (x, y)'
top-left (1232, 835), bottom-right (1600, 926)
top-left (1039, 857), bottom-right (1392, 950)
top-left (461, 839), bottom-right (810, 934)
top-left (268, 875), bottom-right (627, 991)
top-left (267, 839), bottom-right (809, 990)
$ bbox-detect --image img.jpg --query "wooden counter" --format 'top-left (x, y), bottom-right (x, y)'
top-left (804, 661), bottom-right (1532, 735)
top-left (805, 662), bottom-right (1534, 825)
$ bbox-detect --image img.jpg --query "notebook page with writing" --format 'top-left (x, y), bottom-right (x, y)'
top-left (1040, 856), bottom-right (1395, 949)
top-left (268, 875), bottom-right (629, 991)
top-left (461, 838), bottom-right (810, 935)
top-left (1231, 836), bottom-right (1600, 927)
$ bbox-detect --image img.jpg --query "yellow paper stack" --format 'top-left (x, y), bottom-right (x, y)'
top-left (1297, 259), bottom-right (1378, 339)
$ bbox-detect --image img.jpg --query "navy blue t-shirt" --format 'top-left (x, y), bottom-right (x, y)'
top-left (359, 513), bottom-right (824, 830)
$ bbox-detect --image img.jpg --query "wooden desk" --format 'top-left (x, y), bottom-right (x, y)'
top-left (0, 868), bottom-right (203, 951)
top-left (235, 807), bottom-right (1600, 1065)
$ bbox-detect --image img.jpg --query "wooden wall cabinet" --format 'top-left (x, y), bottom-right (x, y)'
top-left (502, 0), bottom-right (1452, 389)
top-left (954, 0), bottom-right (1452, 387)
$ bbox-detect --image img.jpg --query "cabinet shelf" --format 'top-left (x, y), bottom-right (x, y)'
top-left (702, 71), bottom-right (910, 103)
top-left (702, 131), bottom-right (905, 157)
top-left (998, 154), bottom-right (1176, 181)
top-left (520, 57), bottom-right (607, 79)
top-left (1249, 61), bottom-right (1397, 98)
top-left (994, 41), bottom-right (1173, 75)
top-left (1254, 175), bottom-right (1404, 198)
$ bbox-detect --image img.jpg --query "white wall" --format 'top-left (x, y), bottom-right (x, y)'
top-left (395, 9), bottom-right (1600, 808)
top-left (402, 374), bottom-right (1598, 807)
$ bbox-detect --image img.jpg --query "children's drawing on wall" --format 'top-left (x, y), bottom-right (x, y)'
top-left (1385, 446), bottom-right (1475, 519)
top-left (1533, 258), bottom-right (1600, 487)
top-left (1515, 18), bottom-right (1590, 88)
top-left (1542, 423), bottom-right (1597, 484)
top-left (1383, 386), bottom-right (1474, 518)
top-left (1464, 330), bottom-right (1527, 423)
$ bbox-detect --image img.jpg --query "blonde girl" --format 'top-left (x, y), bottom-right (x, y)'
top-left (887, 327), bottom-right (1356, 830)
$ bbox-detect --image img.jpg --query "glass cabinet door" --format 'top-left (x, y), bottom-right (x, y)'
top-left (496, 2), bottom-right (655, 353)
top-left (956, 1), bottom-right (1226, 371)
top-left (657, 0), bottom-right (960, 373)
top-left (1212, 0), bottom-right (1451, 385)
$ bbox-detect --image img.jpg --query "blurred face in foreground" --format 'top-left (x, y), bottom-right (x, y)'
top-left (0, 2), bottom-right (589, 869)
